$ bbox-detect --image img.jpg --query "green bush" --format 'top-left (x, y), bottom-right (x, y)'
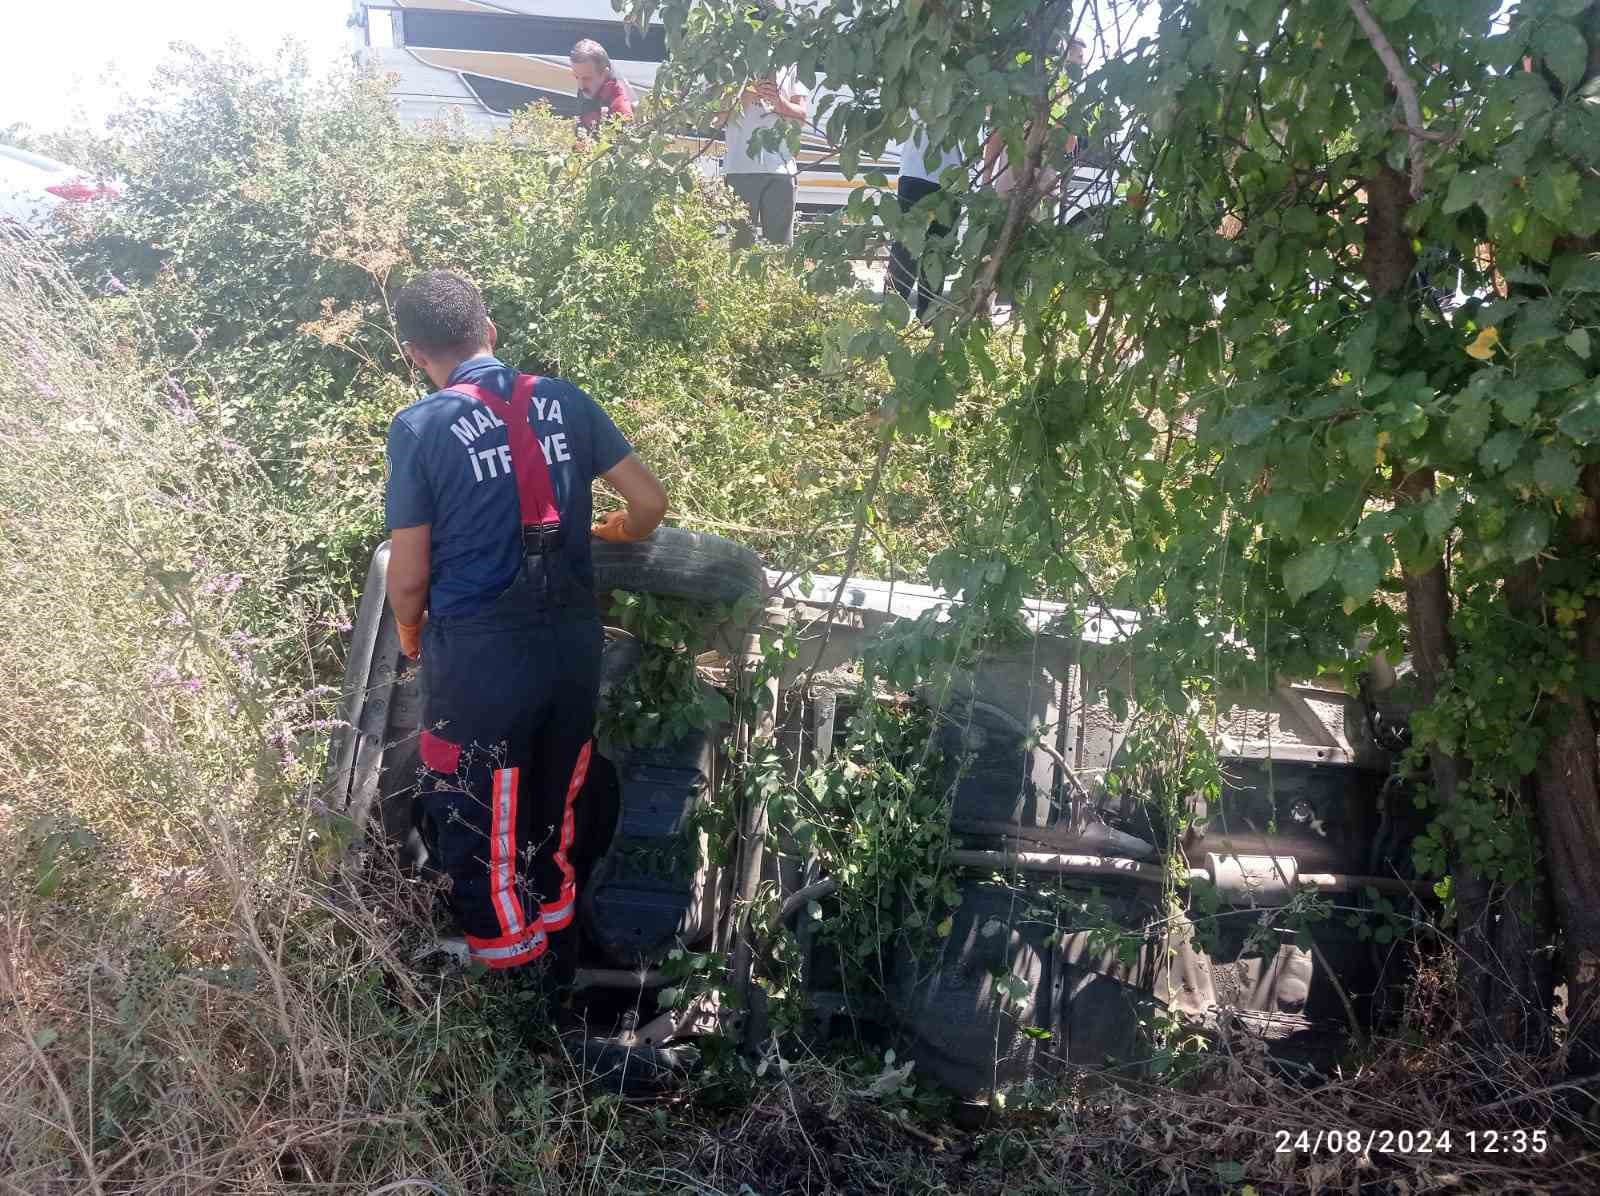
top-left (63, 48), bottom-right (997, 610)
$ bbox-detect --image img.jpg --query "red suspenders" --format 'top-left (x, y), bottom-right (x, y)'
top-left (448, 375), bottom-right (561, 533)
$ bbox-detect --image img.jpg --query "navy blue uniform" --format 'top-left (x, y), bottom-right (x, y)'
top-left (387, 355), bottom-right (632, 615)
top-left (386, 356), bottom-right (631, 970)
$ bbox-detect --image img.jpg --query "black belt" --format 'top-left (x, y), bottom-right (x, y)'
top-left (521, 522), bottom-right (562, 555)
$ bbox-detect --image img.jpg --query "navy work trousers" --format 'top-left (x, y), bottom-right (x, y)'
top-left (416, 558), bottom-right (602, 972)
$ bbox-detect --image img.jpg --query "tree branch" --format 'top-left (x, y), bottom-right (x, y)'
top-left (1348, 0), bottom-right (1427, 199)
top-left (801, 434), bottom-right (893, 683)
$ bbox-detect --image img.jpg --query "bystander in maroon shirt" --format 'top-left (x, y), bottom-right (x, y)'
top-left (577, 78), bottom-right (634, 132)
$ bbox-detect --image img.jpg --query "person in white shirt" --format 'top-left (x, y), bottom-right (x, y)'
top-left (888, 119), bottom-right (969, 319)
top-left (719, 67), bottom-right (810, 247)
top-left (983, 36), bottom-right (1087, 313)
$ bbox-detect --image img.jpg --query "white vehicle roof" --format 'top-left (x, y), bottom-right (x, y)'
top-left (0, 144), bottom-right (77, 178)
top-left (1, 143), bottom-right (77, 228)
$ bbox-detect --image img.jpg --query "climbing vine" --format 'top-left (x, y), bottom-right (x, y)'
top-left (595, 590), bottom-right (747, 752)
top-left (786, 699), bottom-right (957, 1000)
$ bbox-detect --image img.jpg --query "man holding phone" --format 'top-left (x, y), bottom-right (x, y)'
top-left (719, 68), bottom-right (810, 247)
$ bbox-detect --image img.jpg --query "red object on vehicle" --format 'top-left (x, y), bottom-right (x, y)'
top-left (44, 179), bottom-right (120, 203)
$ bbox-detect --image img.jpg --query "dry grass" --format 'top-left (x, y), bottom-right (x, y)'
top-left (611, 989), bottom-right (1600, 1195)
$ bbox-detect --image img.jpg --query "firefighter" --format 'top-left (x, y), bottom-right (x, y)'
top-left (384, 269), bottom-right (666, 980)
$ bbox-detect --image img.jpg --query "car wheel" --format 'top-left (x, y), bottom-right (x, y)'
top-left (591, 526), bottom-right (767, 607)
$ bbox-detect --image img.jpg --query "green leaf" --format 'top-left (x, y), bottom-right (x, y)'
top-left (1339, 418), bottom-right (1381, 471)
top-left (1262, 492), bottom-right (1304, 535)
top-left (1254, 231), bottom-right (1280, 277)
top-left (1531, 165), bottom-right (1580, 222)
top-left (1513, 309), bottom-right (1563, 352)
top-left (1534, 21), bottom-right (1586, 91)
top-left (1566, 329), bottom-right (1591, 360)
top-left (1557, 388), bottom-right (1600, 444)
top-left (1535, 445), bottom-right (1580, 495)
top-left (1553, 252), bottom-right (1600, 293)
top-left (32, 1027), bottom-right (58, 1050)
top-left (880, 291), bottom-right (913, 327)
top-left (1338, 545), bottom-right (1382, 605)
top-left (35, 836), bottom-right (64, 898)
top-left (1555, 107), bottom-right (1600, 167)
top-left (1424, 490), bottom-right (1462, 541)
top-left (700, 689), bottom-right (732, 724)
top-left (1226, 406), bottom-right (1277, 446)
top-left (1447, 394), bottom-right (1492, 451)
top-left (1525, 361), bottom-right (1585, 394)
top-left (1479, 429), bottom-right (1525, 472)
top-left (1497, 381), bottom-right (1539, 427)
top-left (1344, 320), bottom-right (1378, 380)
top-left (1441, 170), bottom-right (1480, 215)
top-left (1507, 508), bottom-right (1552, 563)
top-left (1283, 544), bottom-right (1337, 602)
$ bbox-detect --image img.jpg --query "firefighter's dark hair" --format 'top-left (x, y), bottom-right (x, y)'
top-left (394, 269), bottom-right (490, 354)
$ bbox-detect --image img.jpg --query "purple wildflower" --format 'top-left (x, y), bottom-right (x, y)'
top-left (164, 375), bottom-right (195, 422)
top-left (105, 275), bottom-right (128, 296)
top-left (180, 678), bottom-right (203, 693)
top-left (22, 337), bottom-right (48, 373)
top-left (199, 573), bottom-right (244, 597)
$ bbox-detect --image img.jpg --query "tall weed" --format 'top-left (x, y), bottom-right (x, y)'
top-left (0, 231), bottom-right (627, 1194)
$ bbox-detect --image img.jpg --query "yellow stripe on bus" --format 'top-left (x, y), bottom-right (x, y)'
top-left (408, 48), bottom-right (578, 93)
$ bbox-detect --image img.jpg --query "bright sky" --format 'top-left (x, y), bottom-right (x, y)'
top-left (0, 0), bottom-right (352, 133)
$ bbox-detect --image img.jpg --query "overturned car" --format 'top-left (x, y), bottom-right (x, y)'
top-left (323, 528), bottom-right (1427, 1099)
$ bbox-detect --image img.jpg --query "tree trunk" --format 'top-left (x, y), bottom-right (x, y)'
top-left (1532, 690), bottom-right (1600, 1070)
top-left (1525, 465), bottom-right (1600, 1071)
top-left (1398, 485), bottom-right (1555, 1054)
top-left (1372, 153), bottom-right (1556, 1051)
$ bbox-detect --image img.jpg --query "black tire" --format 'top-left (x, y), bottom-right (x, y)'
top-left (892, 882), bottom-right (1160, 1099)
top-left (571, 1036), bottom-right (701, 1095)
top-left (591, 526), bottom-right (766, 607)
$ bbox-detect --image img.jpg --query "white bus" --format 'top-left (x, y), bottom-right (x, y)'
top-left (349, 1), bottom-right (1115, 225)
top-left (350, 0), bottom-right (887, 214)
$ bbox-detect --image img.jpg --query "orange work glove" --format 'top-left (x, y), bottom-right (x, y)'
top-left (396, 613), bottom-right (426, 660)
top-left (592, 509), bottom-right (647, 543)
